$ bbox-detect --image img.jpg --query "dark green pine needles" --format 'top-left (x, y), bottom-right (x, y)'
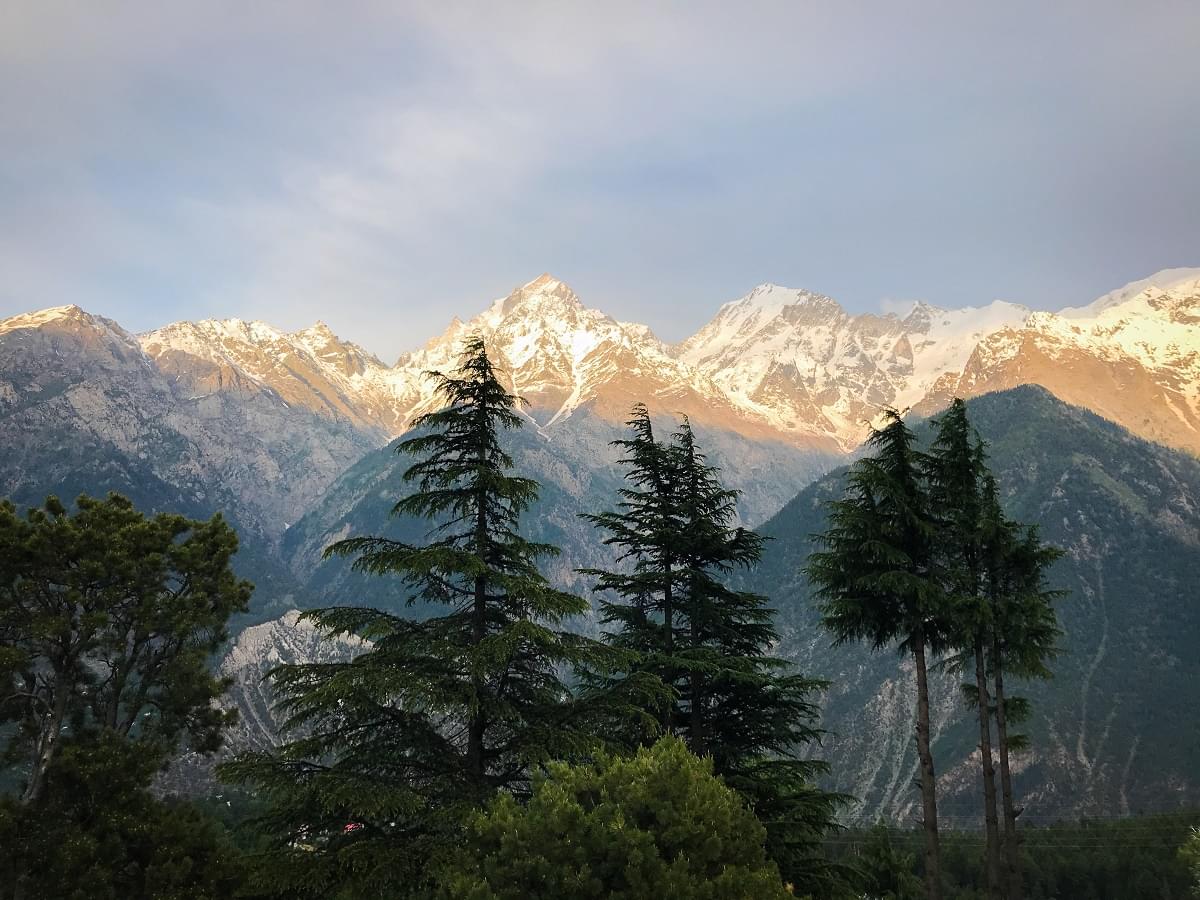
top-left (582, 404), bottom-right (844, 896)
top-left (222, 336), bottom-right (645, 900)
top-left (806, 401), bottom-right (1064, 900)
top-left (804, 409), bottom-right (949, 900)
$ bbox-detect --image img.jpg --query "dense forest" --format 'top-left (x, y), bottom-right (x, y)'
top-left (2, 338), bottom-right (1197, 900)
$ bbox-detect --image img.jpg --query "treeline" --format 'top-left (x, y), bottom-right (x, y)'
top-left (1, 335), bottom-right (1195, 899)
top-left (826, 814), bottom-right (1200, 900)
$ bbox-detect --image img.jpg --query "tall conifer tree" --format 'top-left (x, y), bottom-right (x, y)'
top-left (580, 404), bottom-right (683, 739)
top-left (584, 409), bottom-right (842, 894)
top-left (979, 475), bottom-right (1063, 900)
top-left (805, 409), bottom-right (947, 900)
top-left (924, 399), bottom-right (1003, 900)
top-left (224, 337), bottom-right (635, 899)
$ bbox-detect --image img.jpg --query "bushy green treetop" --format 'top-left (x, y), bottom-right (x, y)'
top-left (436, 736), bottom-right (794, 900)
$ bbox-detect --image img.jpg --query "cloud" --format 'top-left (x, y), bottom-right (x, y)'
top-left (1, 2), bottom-right (1198, 358)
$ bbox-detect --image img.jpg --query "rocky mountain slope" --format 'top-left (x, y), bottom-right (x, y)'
top-left (0, 305), bottom-right (380, 547)
top-left (280, 406), bottom-right (827, 609)
top-left (741, 385), bottom-right (1200, 821)
top-left (208, 385), bottom-right (1200, 819)
top-left (9, 270), bottom-right (1190, 811)
top-left (2, 268), bottom-right (1197, 623)
top-left (916, 268), bottom-right (1200, 455)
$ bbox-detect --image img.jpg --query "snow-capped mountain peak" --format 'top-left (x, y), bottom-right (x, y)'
top-left (491, 273), bottom-right (584, 319)
top-left (1060, 267), bottom-right (1200, 319)
top-left (0, 303), bottom-right (125, 339)
top-left (674, 283), bottom-right (1037, 448)
top-left (5, 266), bottom-right (1197, 464)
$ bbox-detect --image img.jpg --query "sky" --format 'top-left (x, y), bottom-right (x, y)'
top-left (2, 1), bottom-right (1198, 360)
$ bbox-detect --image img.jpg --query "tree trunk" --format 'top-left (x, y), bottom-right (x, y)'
top-left (913, 632), bottom-right (943, 900)
top-left (13, 675), bottom-right (73, 900)
top-left (20, 675), bottom-right (70, 807)
top-left (468, 572), bottom-right (486, 785)
top-left (469, 407), bottom-right (489, 787)
top-left (662, 558), bottom-right (674, 734)
top-left (688, 578), bottom-right (703, 757)
top-left (993, 641), bottom-right (1022, 900)
top-left (975, 640), bottom-right (1003, 900)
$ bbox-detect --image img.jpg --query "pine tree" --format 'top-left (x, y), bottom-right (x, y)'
top-left (579, 404), bottom-right (683, 739)
top-left (584, 409), bottom-right (842, 894)
top-left (979, 475), bottom-right (1063, 900)
top-left (805, 409), bottom-right (948, 900)
top-left (923, 399), bottom-right (1002, 900)
top-left (223, 336), bottom-right (636, 899)
top-left (670, 417), bottom-right (841, 892)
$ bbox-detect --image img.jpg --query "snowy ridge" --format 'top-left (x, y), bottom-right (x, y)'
top-left (0, 304), bottom-right (133, 345)
top-left (4, 267), bottom-right (1198, 457)
top-left (1060, 268), bottom-right (1200, 319)
top-left (678, 285), bottom-right (1033, 447)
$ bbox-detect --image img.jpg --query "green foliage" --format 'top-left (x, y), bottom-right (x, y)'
top-left (1183, 827), bottom-right (1200, 898)
top-left (805, 408), bottom-right (945, 655)
top-left (582, 407), bottom-right (843, 893)
top-left (436, 736), bottom-right (794, 899)
top-left (0, 491), bottom-right (252, 898)
top-left (848, 824), bottom-right (924, 900)
top-left (804, 409), bottom-right (946, 898)
top-left (0, 492), bottom-right (251, 799)
top-left (0, 733), bottom-right (248, 900)
top-left (223, 336), bottom-right (642, 898)
top-left (828, 814), bottom-right (1200, 900)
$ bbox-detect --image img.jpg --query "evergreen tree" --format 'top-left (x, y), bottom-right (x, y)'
top-left (0, 732), bottom-right (248, 900)
top-left (805, 410), bottom-right (948, 900)
top-left (579, 404), bottom-right (683, 740)
top-left (223, 336), bottom-right (638, 898)
top-left (923, 399), bottom-right (1002, 900)
top-left (584, 409), bottom-right (842, 894)
top-left (0, 492), bottom-right (252, 899)
top-left (669, 418), bottom-right (841, 893)
top-left (436, 737), bottom-right (794, 900)
top-left (979, 476), bottom-right (1063, 900)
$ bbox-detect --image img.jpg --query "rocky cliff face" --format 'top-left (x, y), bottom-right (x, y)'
top-left (0, 306), bottom-right (379, 548)
top-left (915, 269), bottom-right (1200, 456)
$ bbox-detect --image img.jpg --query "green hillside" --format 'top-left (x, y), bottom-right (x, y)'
top-left (743, 385), bottom-right (1200, 821)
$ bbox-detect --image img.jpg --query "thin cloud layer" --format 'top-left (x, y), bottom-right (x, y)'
top-left (2, 1), bottom-right (1198, 359)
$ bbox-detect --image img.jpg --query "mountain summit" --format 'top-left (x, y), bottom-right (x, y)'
top-left (1, 267), bottom-right (1197, 548)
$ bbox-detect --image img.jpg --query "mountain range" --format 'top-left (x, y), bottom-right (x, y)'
top-left (2, 267), bottom-right (1198, 816)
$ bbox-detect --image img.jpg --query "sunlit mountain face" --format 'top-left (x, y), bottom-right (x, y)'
top-left (4, 268), bottom-right (1199, 811)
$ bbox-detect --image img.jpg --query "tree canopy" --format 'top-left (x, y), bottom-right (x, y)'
top-left (583, 406), bottom-right (843, 893)
top-left (0, 492), bottom-right (252, 900)
top-left (436, 736), bottom-right (794, 900)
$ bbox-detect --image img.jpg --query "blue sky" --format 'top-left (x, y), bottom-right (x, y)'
top-left (2, 1), bottom-right (1198, 360)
